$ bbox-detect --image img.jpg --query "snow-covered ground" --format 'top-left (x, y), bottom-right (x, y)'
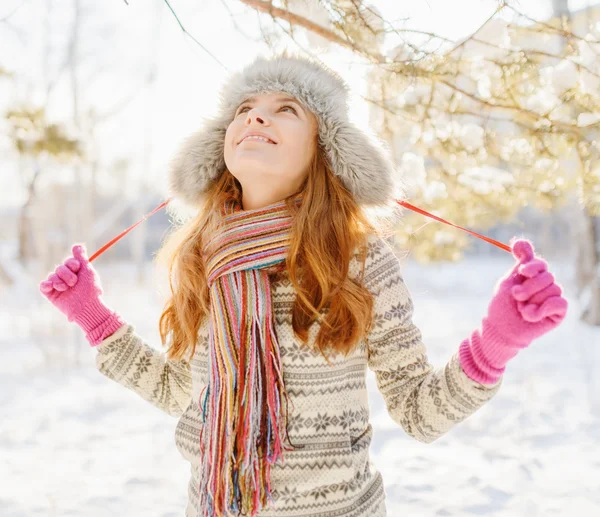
top-left (1, 254), bottom-right (598, 516)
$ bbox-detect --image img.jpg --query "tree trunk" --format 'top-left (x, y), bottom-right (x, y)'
top-left (550, 0), bottom-right (600, 326)
top-left (580, 213), bottom-right (600, 325)
top-left (68, 0), bottom-right (86, 363)
top-left (132, 4), bottom-right (161, 285)
top-left (18, 162), bottom-right (41, 263)
top-left (68, 0), bottom-right (84, 247)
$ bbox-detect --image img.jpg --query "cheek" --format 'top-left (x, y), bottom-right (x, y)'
top-left (224, 124), bottom-right (235, 147)
top-left (223, 124), bottom-right (238, 162)
top-left (292, 133), bottom-right (315, 163)
top-left (279, 136), bottom-right (314, 177)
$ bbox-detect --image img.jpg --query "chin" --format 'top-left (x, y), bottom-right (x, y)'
top-left (231, 162), bottom-right (278, 178)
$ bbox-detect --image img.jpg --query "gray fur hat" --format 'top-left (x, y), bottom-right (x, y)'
top-left (167, 50), bottom-right (402, 214)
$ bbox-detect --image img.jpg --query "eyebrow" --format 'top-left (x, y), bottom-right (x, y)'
top-left (238, 95), bottom-right (305, 114)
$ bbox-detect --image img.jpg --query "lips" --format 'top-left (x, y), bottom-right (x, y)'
top-left (238, 132), bottom-right (277, 145)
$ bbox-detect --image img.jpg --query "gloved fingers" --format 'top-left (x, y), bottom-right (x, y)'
top-left (49, 272), bottom-right (68, 291)
top-left (39, 279), bottom-right (55, 294)
top-left (549, 301), bottom-right (569, 323)
top-left (512, 271), bottom-right (555, 301)
top-left (543, 296), bottom-right (568, 321)
top-left (496, 263), bottom-right (526, 292)
top-left (519, 296), bottom-right (568, 322)
top-left (518, 258), bottom-right (548, 279)
top-left (55, 264), bottom-right (78, 287)
top-left (72, 244), bottom-right (88, 263)
top-left (510, 238), bottom-right (535, 265)
top-left (528, 282), bottom-right (562, 305)
top-left (497, 238), bottom-right (536, 292)
top-left (64, 257), bottom-right (81, 273)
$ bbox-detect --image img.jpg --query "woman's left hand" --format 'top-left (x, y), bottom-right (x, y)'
top-left (458, 238), bottom-right (569, 385)
top-left (487, 238), bottom-right (569, 348)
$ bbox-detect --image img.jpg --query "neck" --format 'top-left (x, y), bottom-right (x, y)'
top-left (241, 185), bottom-right (301, 210)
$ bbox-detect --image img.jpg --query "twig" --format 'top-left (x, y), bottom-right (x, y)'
top-left (162, 0), bottom-right (229, 71)
top-left (0, 0), bottom-right (30, 21)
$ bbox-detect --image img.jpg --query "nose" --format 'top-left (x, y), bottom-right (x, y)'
top-left (245, 107), bottom-right (271, 126)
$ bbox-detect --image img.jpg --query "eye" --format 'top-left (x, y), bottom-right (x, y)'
top-left (279, 104), bottom-right (297, 114)
top-left (236, 104), bottom-right (298, 116)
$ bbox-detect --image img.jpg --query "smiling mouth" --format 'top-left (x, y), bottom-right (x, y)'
top-left (239, 136), bottom-right (277, 145)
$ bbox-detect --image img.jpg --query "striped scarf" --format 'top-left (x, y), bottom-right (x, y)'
top-left (197, 193), bottom-right (303, 517)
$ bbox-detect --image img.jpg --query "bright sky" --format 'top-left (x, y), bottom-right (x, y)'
top-left (0, 0), bottom-right (595, 207)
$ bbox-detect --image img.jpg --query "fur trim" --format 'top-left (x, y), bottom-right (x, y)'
top-left (167, 50), bottom-right (401, 210)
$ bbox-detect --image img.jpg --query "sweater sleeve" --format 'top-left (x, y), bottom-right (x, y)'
top-left (363, 235), bottom-right (503, 443)
top-left (94, 322), bottom-right (193, 417)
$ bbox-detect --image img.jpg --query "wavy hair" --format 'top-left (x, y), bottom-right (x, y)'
top-left (155, 144), bottom-right (393, 364)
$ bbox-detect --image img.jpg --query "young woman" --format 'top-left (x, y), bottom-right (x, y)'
top-left (39, 51), bottom-right (568, 517)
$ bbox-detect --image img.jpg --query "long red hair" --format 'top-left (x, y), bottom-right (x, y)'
top-left (155, 144), bottom-right (395, 364)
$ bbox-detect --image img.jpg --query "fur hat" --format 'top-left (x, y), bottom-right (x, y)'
top-left (167, 50), bottom-right (402, 215)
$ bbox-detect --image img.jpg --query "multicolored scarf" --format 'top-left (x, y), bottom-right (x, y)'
top-left (197, 193), bottom-right (303, 517)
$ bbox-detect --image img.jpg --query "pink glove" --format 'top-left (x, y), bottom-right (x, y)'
top-left (39, 244), bottom-right (125, 347)
top-left (459, 238), bottom-right (568, 385)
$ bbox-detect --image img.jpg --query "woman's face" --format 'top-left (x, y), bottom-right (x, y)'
top-left (224, 92), bottom-right (318, 210)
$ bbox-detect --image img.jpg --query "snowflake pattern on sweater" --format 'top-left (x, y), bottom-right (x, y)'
top-left (94, 233), bottom-right (502, 517)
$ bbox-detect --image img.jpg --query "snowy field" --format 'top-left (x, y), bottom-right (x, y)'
top-left (1, 253), bottom-right (598, 517)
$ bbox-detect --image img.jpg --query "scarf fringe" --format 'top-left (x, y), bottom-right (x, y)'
top-left (197, 197), bottom-right (302, 517)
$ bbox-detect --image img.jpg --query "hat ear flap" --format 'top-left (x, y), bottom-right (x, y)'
top-left (167, 117), bottom-right (228, 208)
top-left (325, 121), bottom-right (397, 207)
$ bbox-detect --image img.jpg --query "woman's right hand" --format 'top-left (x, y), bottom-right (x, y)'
top-left (39, 244), bottom-right (103, 322)
top-left (40, 244), bottom-right (126, 346)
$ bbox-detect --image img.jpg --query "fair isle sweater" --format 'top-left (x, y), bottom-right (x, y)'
top-left (94, 233), bottom-right (503, 517)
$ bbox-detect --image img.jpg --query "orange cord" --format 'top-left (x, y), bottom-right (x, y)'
top-left (396, 200), bottom-right (511, 253)
top-left (89, 197), bottom-right (511, 262)
top-left (88, 198), bottom-right (173, 262)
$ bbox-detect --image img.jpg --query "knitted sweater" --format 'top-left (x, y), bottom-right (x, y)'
top-left (94, 233), bottom-right (503, 517)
